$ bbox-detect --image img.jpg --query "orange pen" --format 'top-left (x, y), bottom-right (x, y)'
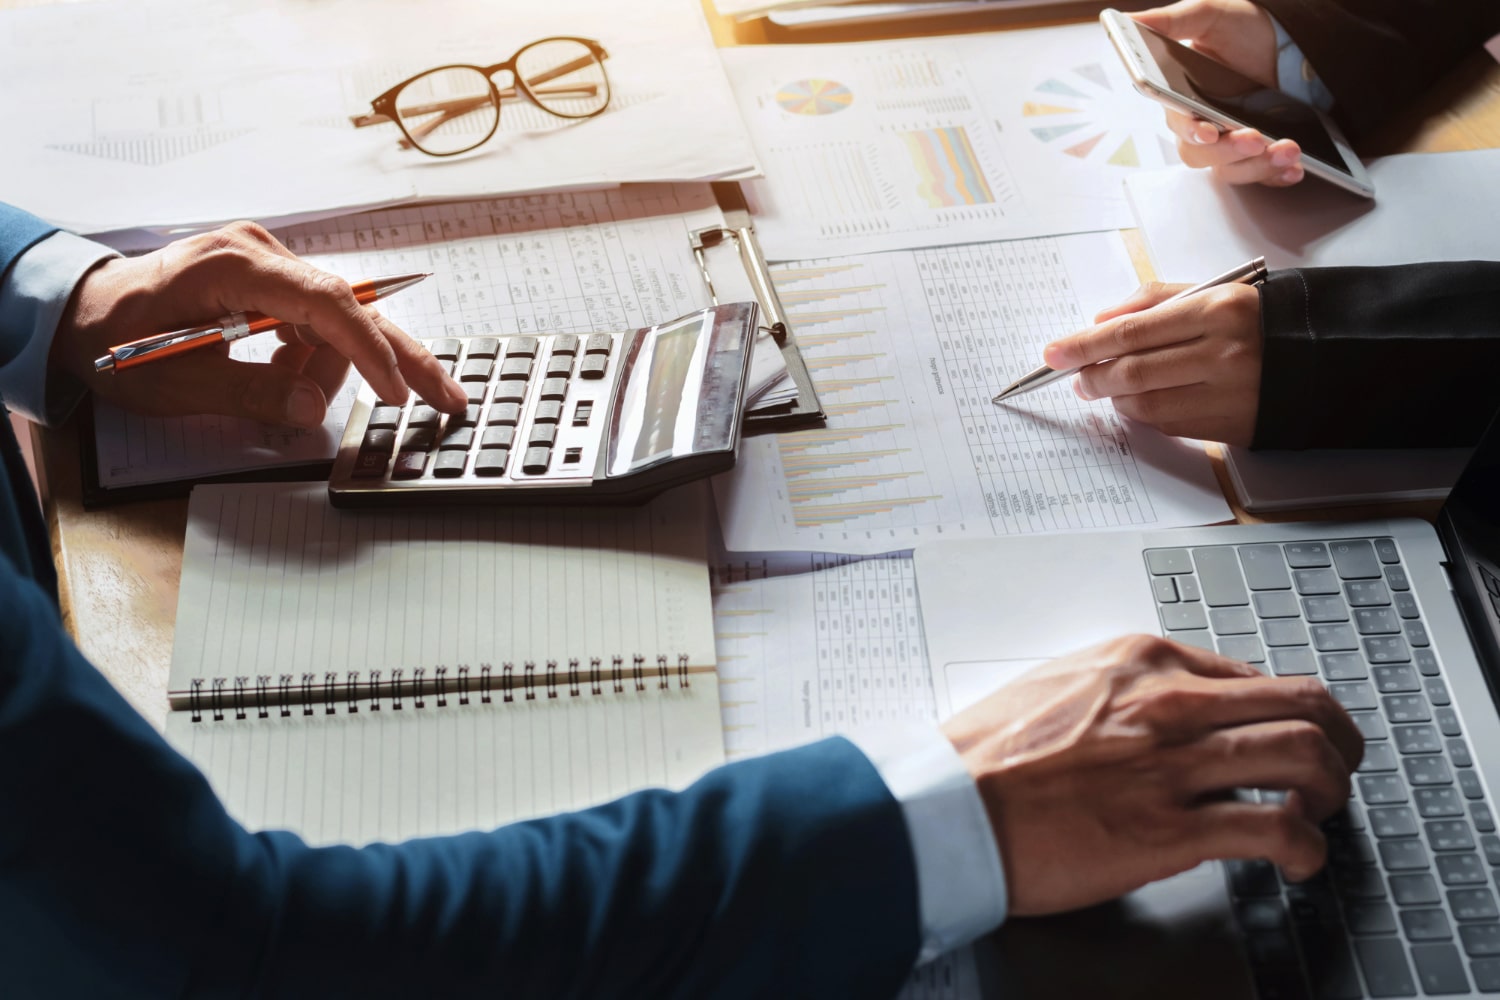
top-left (92, 272), bottom-right (430, 374)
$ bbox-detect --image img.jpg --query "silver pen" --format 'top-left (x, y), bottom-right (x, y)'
top-left (992, 256), bottom-right (1269, 404)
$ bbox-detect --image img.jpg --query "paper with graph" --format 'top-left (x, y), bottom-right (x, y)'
top-left (710, 552), bottom-right (981, 1000)
top-left (0, 0), bottom-right (754, 236)
top-left (719, 24), bottom-right (1181, 259)
top-left (712, 231), bottom-right (1232, 555)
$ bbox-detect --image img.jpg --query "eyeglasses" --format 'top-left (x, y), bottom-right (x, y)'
top-left (350, 37), bottom-right (611, 157)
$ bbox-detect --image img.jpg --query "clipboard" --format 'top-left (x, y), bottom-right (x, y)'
top-left (692, 182), bottom-right (825, 434)
top-left (77, 183), bottom-right (826, 507)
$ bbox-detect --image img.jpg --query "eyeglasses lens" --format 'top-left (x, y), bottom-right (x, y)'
top-left (396, 67), bottom-right (498, 155)
top-left (515, 39), bottom-right (609, 119)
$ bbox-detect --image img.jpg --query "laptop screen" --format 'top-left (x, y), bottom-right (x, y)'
top-left (1439, 404), bottom-right (1500, 676)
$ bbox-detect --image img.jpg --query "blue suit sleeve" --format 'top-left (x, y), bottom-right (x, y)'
top-left (0, 553), bottom-right (920, 998)
top-left (0, 203), bottom-right (60, 368)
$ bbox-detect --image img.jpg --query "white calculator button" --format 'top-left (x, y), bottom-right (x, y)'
top-left (584, 334), bottom-right (612, 355)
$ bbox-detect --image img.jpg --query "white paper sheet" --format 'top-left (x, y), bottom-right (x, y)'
top-left (0, 0), bottom-right (757, 235)
top-left (93, 184), bottom-right (724, 490)
top-left (712, 232), bottom-right (1231, 555)
top-left (719, 25), bottom-right (1179, 260)
top-left (711, 553), bottom-right (982, 999)
top-left (1124, 149), bottom-right (1500, 282)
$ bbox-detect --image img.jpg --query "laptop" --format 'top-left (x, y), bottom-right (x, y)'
top-left (914, 407), bottom-right (1500, 999)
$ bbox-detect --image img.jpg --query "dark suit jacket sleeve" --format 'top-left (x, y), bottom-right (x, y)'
top-left (1252, 262), bottom-right (1500, 449)
top-left (0, 552), bottom-right (919, 999)
top-left (1255, 0), bottom-right (1500, 143)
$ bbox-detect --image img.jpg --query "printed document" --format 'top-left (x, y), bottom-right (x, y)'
top-left (720, 25), bottom-right (1179, 259)
top-left (711, 552), bottom-right (981, 1000)
top-left (712, 231), bottom-right (1231, 555)
top-left (0, 0), bottom-right (756, 235)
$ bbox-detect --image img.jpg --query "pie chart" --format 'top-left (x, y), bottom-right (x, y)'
top-left (776, 79), bottom-right (855, 116)
top-left (1022, 62), bottom-right (1178, 169)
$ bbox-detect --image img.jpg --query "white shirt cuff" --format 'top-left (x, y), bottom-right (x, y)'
top-left (0, 231), bottom-right (117, 425)
top-left (1269, 14), bottom-right (1334, 111)
top-left (848, 723), bottom-right (1008, 963)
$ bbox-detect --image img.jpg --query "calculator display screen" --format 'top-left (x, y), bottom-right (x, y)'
top-left (610, 312), bottom-right (711, 475)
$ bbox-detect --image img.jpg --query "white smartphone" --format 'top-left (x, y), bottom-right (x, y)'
top-left (1100, 8), bottom-right (1375, 199)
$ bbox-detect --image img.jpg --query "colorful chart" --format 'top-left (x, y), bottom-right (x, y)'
top-left (775, 79), bottom-right (855, 116)
top-left (1022, 62), bottom-right (1178, 169)
top-left (900, 126), bottom-right (995, 208)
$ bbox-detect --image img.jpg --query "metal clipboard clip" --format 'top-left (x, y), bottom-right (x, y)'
top-left (690, 185), bottom-right (825, 433)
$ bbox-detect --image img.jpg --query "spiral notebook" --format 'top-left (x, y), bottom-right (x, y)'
top-left (163, 482), bottom-right (723, 845)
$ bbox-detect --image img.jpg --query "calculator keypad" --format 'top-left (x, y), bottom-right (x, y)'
top-left (345, 332), bottom-right (615, 489)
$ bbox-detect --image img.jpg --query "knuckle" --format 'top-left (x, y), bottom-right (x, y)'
top-left (1110, 316), bottom-right (1144, 355)
top-left (1117, 358), bottom-right (1148, 394)
top-left (227, 220), bottom-right (273, 245)
top-left (306, 269), bottom-right (357, 307)
top-left (1120, 632), bottom-right (1174, 662)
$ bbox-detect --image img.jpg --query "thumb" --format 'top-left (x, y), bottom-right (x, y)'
top-left (1130, 0), bottom-right (1221, 43)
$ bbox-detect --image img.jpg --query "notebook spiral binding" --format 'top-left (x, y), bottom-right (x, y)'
top-left (187, 655), bottom-right (694, 723)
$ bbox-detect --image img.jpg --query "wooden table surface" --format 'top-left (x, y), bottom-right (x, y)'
top-left (31, 4), bottom-right (1500, 731)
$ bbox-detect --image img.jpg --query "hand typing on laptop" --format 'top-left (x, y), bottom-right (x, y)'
top-left (50, 221), bottom-right (466, 428)
top-left (945, 634), bottom-right (1363, 917)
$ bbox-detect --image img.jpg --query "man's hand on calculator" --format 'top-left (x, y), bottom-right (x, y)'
top-left (54, 221), bottom-right (465, 427)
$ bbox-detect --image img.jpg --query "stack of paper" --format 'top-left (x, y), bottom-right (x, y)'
top-left (0, 0), bottom-right (758, 238)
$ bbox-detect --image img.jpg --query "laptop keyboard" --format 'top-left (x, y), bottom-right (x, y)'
top-left (1146, 538), bottom-right (1500, 997)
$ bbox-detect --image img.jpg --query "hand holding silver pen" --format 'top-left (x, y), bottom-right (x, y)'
top-left (994, 257), bottom-right (1268, 403)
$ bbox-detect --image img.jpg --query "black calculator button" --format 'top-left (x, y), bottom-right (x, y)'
top-left (467, 338), bottom-right (499, 359)
top-left (533, 400), bottom-right (563, 424)
top-left (488, 402), bottom-right (522, 426)
top-left (474, 451), bottom-right (508, 477)
top-left (391, 451), bottom-right (427, 480)
top-left (494, 382), bottom-right (527, 403)
top-left (407, 405), bottom-right (441, 428)
top-left (460, 358), bottom-right (493, 382)
top-left (529, 424), bottom-right (557, 447)
top-left (584, 334), bottom-right (612, 356)
top-left (572, 401), bottom-right (593, 426)
top-left (540, 378), bottom-right (568, 401)
top-left (400, 427), bottom-right (435, 451)
top-left (551, 334), bottom-right (579, 356)
top-left (522, 447), bottom-right (551, 474)
top-left (464, 382), bottom-right (488, 403)
top-left (504, 337), bottom-right (538, 358)
top-left (581, 355), bottom-right (608, 379)
top-left (430, 452), bottom-right (467, 478)
top-left (454, 404), bottom-right (482, 426)
top-left (481, 425), bottom-right (515, 450)
top-left (429, 338), bottom-right (461, 361)
top-left (499, 358), bottom-right (533, 380)
top-left (438, 426), bottom-right (473, 450)
top-left (361, 427), bottom-right (396, 451)
top-left (351, 454), bottom-right (388, 479)
top-left (367, 406), bottom-right (402, 429)
top-left (546, 355), bottom-right (573, 378)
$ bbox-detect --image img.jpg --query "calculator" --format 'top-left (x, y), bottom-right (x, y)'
top-left (327, 303), bottom-right (760, 507)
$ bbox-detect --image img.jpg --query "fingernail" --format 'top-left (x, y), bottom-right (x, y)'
top-left (1278, 167), bottom-right (1302, 184)
top-left (1271, 148), bottom-right (1298, 168)
top-left (285, 387), bottom-right (322, 428)
top-left (1074, 380), bottom-right (1094, 401)
top-left (1234, 135), bottom-right (1267, 155)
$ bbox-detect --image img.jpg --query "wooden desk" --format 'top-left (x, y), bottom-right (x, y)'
top-left (33, 9), bottom-right (1500, 731)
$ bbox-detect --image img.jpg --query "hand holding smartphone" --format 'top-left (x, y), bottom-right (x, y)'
top-left (1100, 8), bottom-right (1375, 198)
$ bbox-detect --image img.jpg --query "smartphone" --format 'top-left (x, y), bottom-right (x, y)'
top-left (1100, 8), bottom-right (1374, 199)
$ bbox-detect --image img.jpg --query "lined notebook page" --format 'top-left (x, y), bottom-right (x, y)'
top-left (169, 483), bottom-right (716, 699)
top-left (165, 675), bottom-right (724, 843)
